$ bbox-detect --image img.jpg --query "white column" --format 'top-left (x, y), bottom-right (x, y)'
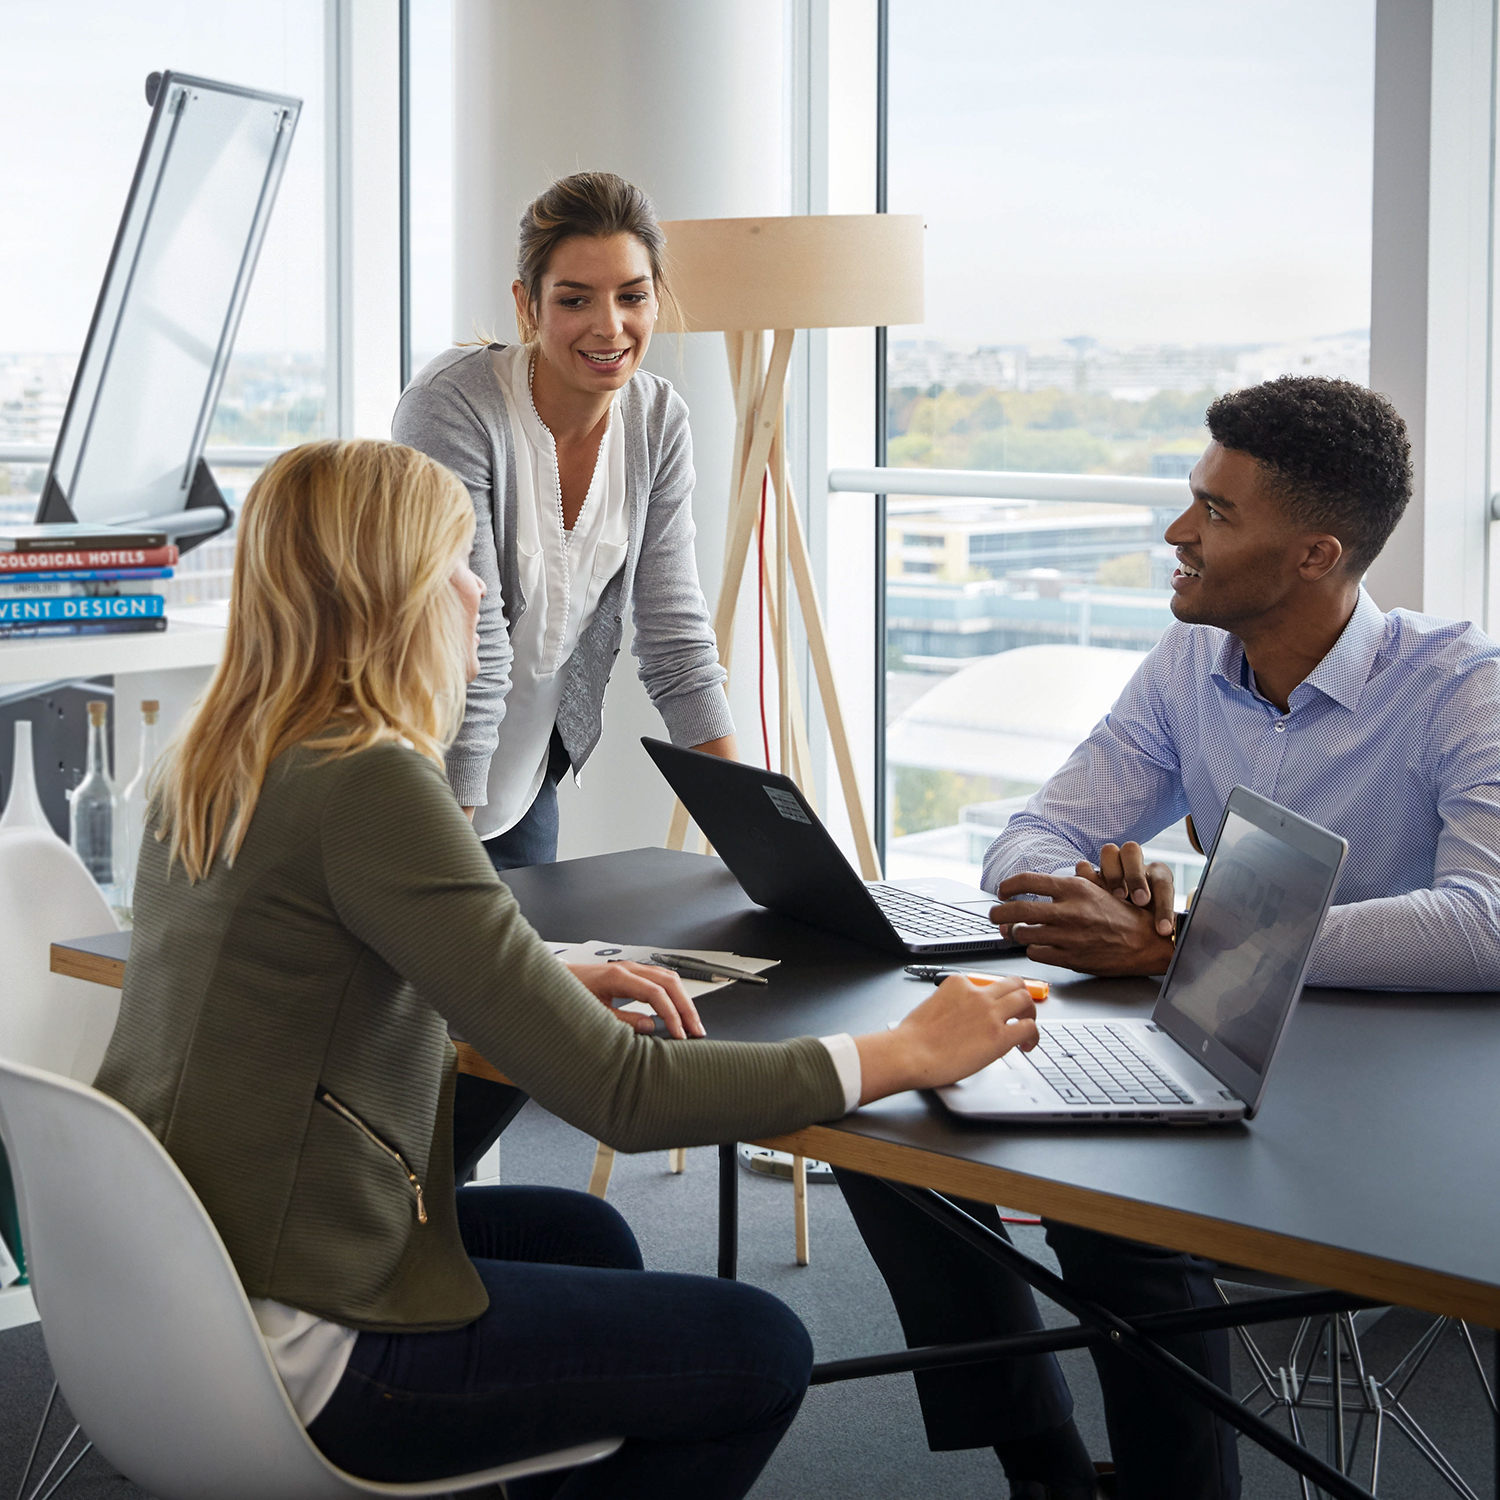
top-left (1366, 0), bottom-right (1494, 623)
top-left (326, 0), bottom-right (402, 439)
top-left (453, 0), bottom-right (788, 858)
top-left (818, 0), bottom-right (879, 860)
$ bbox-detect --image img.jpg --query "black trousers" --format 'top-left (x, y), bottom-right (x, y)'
top-left (834, 1168), bottom-right (1242, 1500)
top-left (452, 729), bottom-right (572, 1181)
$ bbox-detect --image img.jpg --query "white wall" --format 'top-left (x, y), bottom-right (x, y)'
top-left (1365, 0), bottom-right (1494, 622)
top-left (451, 0), bottom-right (789, 859)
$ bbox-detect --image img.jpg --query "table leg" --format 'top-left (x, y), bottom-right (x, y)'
top-left (718, 1141), bottom-right (738, 1280)
top-left (884, 1182), bottom-right (1379, 1500)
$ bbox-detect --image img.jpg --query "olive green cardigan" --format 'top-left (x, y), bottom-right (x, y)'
top-left (94, 743), bottom-right (844, 1332)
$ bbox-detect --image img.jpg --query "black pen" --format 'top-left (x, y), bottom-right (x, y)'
top-left (648, 951), bottom-right (769, 986)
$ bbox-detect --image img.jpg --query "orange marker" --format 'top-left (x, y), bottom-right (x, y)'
top-left (963, 971), bottom-right (1050, 1001)
top-left (904, 965), bottom-right (1049, 1001)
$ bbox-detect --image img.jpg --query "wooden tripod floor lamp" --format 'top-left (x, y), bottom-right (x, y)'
top-left (643, 215), bottom-right (923, 1265)
top-left (656, 214), bottom-right (925, 878)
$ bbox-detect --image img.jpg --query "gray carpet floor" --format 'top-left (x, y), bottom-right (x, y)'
top-left (2, 1099), bottom-right (1494, 1499)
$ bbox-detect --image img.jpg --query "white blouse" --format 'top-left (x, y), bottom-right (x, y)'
top-left (473, 344), bottom-right (630, 840)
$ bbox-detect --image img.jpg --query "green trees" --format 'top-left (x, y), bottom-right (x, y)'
top-left (886, 384), bottom-right (1215, 476)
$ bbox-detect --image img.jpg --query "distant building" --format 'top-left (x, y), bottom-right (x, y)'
top-left (887, 333), bottom-right (1371, 402)
top-left (887, 500), bottom-right (1157, 583)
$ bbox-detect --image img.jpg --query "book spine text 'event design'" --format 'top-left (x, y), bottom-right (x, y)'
top-left (0, 595), bottom-right (167, 623)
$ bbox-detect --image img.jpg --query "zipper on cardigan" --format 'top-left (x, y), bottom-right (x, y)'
top-left (315, 1086), bottom-right (427, 1224)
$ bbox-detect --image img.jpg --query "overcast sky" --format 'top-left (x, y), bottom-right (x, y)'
top-left (0, 0), bottom-right (330, 357)
top-left (1, 0), bottom-right (1373, 360)
top-left (890, 0), bottom-right (1375, 347)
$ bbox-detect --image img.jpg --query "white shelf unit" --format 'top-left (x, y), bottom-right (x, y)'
top-left (0, 606), bottom-right (228, 690)
top-left (0, 608), bottom-right (229, 1339)
top-left (0, 1282), bottom-right (38, 1332)
top-left (0, 605), bottom-right (229, 786)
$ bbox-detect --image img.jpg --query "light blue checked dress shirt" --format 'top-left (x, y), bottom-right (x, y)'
top-left (983, 589), bottom-right (1500, 990)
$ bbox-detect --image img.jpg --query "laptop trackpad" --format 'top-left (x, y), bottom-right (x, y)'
top-left (889, 876), bottom-right (998, 916)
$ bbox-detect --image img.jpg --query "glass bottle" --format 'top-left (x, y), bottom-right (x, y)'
top-left (70, 699), bottom-right (121, 907)
top-left (0, 720), bottom-right (52, 835)
top-left (119, 699), bottom-right (161, 919)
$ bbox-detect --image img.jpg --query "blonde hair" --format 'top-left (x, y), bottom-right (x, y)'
top-left (156, 439), bottom-right (473, 881)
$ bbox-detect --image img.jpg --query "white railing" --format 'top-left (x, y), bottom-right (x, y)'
top-left (828, 466), bottom-right (1190, 508)
top-left (0, 444), bottom-right (290, 468)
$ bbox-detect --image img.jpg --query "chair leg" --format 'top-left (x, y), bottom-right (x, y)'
top-left (668, 1147), bottom-right (686, 1173)
top-left (16, 1385), bottom-right (91, 1500)
top-left (587, 1142), bottom-right (615, 1198)
top-left (793, 1153), bottom-right (809, 1265)
top-left (16, 1382), bottom-right (59, 1500)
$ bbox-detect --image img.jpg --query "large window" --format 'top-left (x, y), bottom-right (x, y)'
top-left (880, 0), bottom-right (1376, 886)
top-left (0, 0), bottom-right (327, 602)
top-left (408, 0), bottom-right (455, 376)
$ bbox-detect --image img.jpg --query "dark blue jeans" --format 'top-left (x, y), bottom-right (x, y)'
top-left (308, 1186), bottom-right (812, 1499)
top-left (482, 729), bottom-right (570, 874)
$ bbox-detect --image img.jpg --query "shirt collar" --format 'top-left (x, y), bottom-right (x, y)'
top-left (1208, 588), bottom-right (1385, 713)
top-left (1296, 588), bottom-right (1386, 711)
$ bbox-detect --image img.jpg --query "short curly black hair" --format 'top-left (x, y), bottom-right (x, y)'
top-left (1204, 377), bottom-right (1412, 574)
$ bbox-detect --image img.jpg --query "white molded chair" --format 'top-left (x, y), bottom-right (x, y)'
top-left (0, 826), bottom-right (125, 1499)
top-left (0, 826), bottom-right (122, 1084)
top-left (0, 1054), bottom-right (621, 1500)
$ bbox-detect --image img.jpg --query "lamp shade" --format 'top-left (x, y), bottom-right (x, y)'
top-left (657, 214), bottom-right (923, 333)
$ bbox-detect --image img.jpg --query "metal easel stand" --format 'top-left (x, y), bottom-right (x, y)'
top-left (14, 1382), bottom-right (92, 1500)
top-left (829, 1182), bottom-right (1386, 1500)
top-left (1224, 1291), bottom-right (1499, 1500)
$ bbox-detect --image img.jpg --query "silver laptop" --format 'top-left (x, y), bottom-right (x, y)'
top-left (643, 738), bottom-right (1009, 954)
top-left (939, 786), bottom-right (1347, 1125)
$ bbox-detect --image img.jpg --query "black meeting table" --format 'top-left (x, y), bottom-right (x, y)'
top-left (54, 844), bottom-right (1500, 1499)
top-left (497, 846), bottom-right (1500, 1500)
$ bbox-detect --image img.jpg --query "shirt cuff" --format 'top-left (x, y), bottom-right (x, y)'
top-left (818, 1033), bottom-right (862, 1115)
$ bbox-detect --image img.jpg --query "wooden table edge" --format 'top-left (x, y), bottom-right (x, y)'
top-left (50, 942), bottom-right (124, 989)
top-left (753, 1125), bottom-right (1500, 1330)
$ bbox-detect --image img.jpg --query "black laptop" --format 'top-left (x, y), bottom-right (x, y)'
top-left (643, 738), bottom-right (1009, 955)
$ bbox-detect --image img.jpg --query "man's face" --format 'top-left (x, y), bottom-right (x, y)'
top-left (1163, 442), bottom-right (1320, 631)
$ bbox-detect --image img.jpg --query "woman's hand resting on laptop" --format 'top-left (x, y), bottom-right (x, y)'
top-left (853, 974), bottom-right (1041, 1105)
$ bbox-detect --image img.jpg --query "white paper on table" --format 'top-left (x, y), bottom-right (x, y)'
top-left (547, 938), bottom-right (779, 1012)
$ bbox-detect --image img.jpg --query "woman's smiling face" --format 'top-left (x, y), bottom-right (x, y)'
top-left (517, 233), bottom-right (658, 395)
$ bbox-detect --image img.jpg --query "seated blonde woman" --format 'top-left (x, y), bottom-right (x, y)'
top-left (94, 439), bottom-right (1043, 1500)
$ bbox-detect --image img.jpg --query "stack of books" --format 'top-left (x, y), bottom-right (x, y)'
top-left (0, 524), bottom-right (177, 642)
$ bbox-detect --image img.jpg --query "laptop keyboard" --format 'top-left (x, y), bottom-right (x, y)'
top-left (870, 884), bottom-right (1002, 938)
top-left (1022, 1022), bottom-right (1197, 1107)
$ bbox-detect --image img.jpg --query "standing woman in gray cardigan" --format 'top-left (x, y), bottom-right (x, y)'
top-left (393, 172), bottom-right (735, 873)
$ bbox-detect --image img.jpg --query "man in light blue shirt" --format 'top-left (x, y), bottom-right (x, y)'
top-left (985, 385), bottom-right (1500, 990)
top-left (838, 378), bottom-right (1498, 1500)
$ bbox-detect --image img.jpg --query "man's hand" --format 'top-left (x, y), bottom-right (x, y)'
top-left (990, 871), bottom-right (1176, 978)
top-left (1085, 842), bottom-right (1176, 939)
top-left (567, 961), bottom-right (706, 1039)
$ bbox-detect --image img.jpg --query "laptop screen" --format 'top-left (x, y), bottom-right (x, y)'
top-left (1154, 789), bottom-right (1346, 1115)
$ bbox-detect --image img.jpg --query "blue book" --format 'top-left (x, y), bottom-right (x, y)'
top-left (0, 580), bottom-right (164, 599)
top-left (0, 617), bottom-right (168, 641)
top-left (0, 567), bottom-right (174, 586)
top-left (0, 595), bottom-right (165, 625)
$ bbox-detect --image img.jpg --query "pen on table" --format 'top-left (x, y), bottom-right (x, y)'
top-left (904, 965), bottom-right (1049, 1001)
top-left (644, 951), bottom-right (770, 986)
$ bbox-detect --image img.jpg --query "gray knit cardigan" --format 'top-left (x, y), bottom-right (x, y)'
top-left (392, 346), bottom-right (734, 807)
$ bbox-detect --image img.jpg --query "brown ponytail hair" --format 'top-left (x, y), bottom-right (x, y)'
top-left (513, 172), bottom-right (679, 341)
